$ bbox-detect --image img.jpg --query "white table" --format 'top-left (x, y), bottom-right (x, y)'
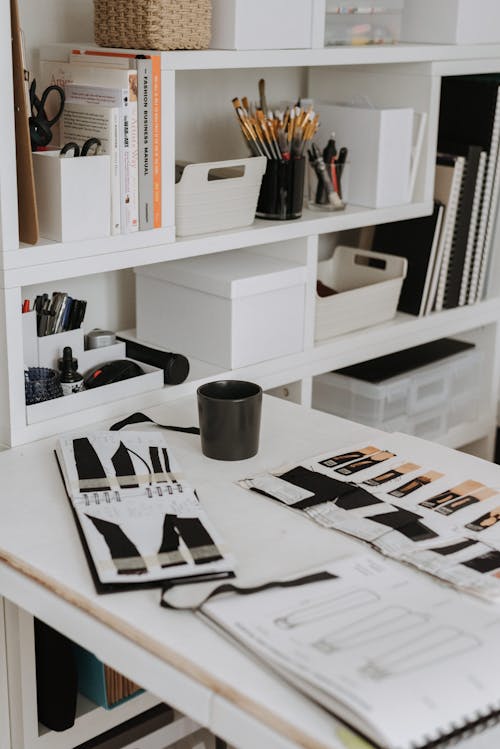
top-left (1, 395), bottom-right (500, 749)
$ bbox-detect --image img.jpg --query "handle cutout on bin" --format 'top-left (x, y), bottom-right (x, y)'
top-left (354, 254), bottom-right (387, 271)
top-left (208, 165), bottom-right (246, 181)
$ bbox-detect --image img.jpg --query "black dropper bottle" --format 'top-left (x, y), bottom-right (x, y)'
top-left (59, 346), bottom-right (85, 396)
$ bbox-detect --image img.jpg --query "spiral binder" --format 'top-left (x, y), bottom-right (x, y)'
top-left (459, 150), bottom-right (487, 306)
top-left (413, 703), bottom-right (500, 748)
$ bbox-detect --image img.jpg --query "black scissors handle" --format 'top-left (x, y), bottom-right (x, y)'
top-left (37, 84), bottom-right (65, 127)
top-left (29, 79), bottom-right (65, 150)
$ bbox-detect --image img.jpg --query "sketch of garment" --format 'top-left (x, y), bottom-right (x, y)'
top-left (85, 515), bottom-right (147, 575)
top-left (274, 588), bottom-right (378, 629)
top-left (149, 446), bottom-right (178, 488)
top-left (313, 607), bottom-right (429, 653)
top-left (158, 515), bottom-right (223, 567)
top-left (73, 438), bottom-right (110, 493)
top-left (361, 626), bottom-right (481, 680)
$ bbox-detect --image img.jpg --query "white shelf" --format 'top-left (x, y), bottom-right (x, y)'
top-left (43, 41), bottom-right (500, 71)
top-left (5, 202), bottom-right (432, 288)
top-left (16, 303), bottom-right (496, 445)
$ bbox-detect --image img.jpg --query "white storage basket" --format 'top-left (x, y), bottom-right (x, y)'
top-left (175, 157), bottom-right (266, 237)
top-left (315, 246), bottom-right (407, 342)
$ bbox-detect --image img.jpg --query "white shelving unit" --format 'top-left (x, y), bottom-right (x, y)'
top-left (2, 1), bottom-right (500, 747)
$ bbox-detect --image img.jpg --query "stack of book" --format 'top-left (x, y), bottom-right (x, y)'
top-left (41, 49), bottom-right (162, 235)
top-left (370, 75), bottom-right (500, 316)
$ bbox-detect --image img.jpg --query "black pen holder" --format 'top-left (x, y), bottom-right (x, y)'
top-left (256, 157), bottom-right (306, 221)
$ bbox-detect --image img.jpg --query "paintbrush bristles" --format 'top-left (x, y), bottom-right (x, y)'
top-left (231, 92), bottom-right (319, 161)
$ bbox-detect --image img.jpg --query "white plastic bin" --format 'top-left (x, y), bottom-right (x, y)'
top-left (315, 103), bottom-right (413, 208)
top-left (175, 158), bottom-right (266, 237)
top-left (325, 0), bottom-right (404, 46)
top-left (315, 246), bottom-right (407, 342)
top-left (210, 0), bottom-right (314, 49)
top-left (32, 151), bottom-right (111, 242)
top-left (401, 0), bottom-right (500, 45)
top-left (135, 250), bottom-right (307, 370)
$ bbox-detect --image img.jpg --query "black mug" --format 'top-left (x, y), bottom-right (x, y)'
top-left (197, 380), bottom-right (262, 461)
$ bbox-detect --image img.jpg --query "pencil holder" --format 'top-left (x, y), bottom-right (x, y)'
top-left (32, 151), bottom-right (111, 243)
top-left (308, 161), bottom-right (349, 212)
top-left (256, 157), bottom-right (306, 221)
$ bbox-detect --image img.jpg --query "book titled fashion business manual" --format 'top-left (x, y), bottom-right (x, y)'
top-left (202, 553), bottom-right (500, 749)
top-left (56, 431), bottom-right (234, 591)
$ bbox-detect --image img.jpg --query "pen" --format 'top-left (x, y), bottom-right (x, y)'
top-left (22, 300), bottom-right (30, 313)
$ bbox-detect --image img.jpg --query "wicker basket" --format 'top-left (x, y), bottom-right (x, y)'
top-left (94, 0), bottom-right (212, 50)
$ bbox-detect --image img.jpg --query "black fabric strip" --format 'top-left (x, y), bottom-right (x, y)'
top-left (73, 437), bottom-right (110, 493)
top-left (277, 466), bottom-right (355, 509)
top-left (149, 446), bottom-right (163, 476)
top-left (175, 517), bottom-right (223, 565)
top-left (162, 447), bottom-right (171, 475)
top-left (85, 515), bottom-right (147, 575)
top-left (161, 571), bottom-right (337, 610)
top-left (111, 441), bottom-right (139, 489)
top-left (110, 412), bottom-right (200, 435)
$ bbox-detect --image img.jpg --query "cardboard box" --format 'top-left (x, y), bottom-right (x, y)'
top-left (135, 250), bottom-right (307, 370)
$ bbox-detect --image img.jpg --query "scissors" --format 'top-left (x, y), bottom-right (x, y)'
top-left (29, 79), bottom-right (65, 151)
top-left (59, 138), bottom-right (103, 157)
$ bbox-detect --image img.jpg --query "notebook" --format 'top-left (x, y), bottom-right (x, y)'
top-left (371, 202), bottom-right (444, 317)
top-left (55, 431), bottom-right (234, 592)
top-left (201, 552), bottom-right (500, 749)
top-left (441, 145), bottom-right (484, 309)
top-left (459, 150), bottom-right (487, 306)
top-left (433, 155), bottom-right (465, 312)
top-left (438, 76), bottom-right (500, 306)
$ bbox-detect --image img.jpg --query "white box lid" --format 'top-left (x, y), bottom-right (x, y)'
top-left (135, 251), bottom-right (307, 299)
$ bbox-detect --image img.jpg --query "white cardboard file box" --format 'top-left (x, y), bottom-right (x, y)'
top-left (135, 250), bottom-right (307, 369)
top-left (401, 0), bottom-right (500, 45)
top-left (32, 151), bottom-right (111, 243)
top-left (175, 157), bottom-right (266, 237)
top-left (315, 246), bottom-right (407, 342)
top-left (210, 0), bottom-right (314, 49)
top-left (316, 103), bottom-right (413, 208)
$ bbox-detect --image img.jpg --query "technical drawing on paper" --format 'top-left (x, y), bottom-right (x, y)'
top-left (274, 588), bottom-right (379, 630)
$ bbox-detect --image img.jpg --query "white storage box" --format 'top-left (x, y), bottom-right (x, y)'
top-left (32, 151), bottom-right (111, 242)
top-left (135, 250), bottom-right (307, 370)
top-left (401, 0), bottom-right (500, 45)
top-left (175, 158), bottom-right (266, 237)
top-left (325, 0), bottom-right (404, 46)
top-left (315, 103), bottom-right (413, 208)
top-left (210, 0), bottom-right (314, 49)
top-left (315, 246), bottom-right (407, 342)
top-left (312, 342), bottom-right (481, 436)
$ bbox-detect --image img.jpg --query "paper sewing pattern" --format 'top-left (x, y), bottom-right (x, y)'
top-left (240, 440), bottom-right (500, 600)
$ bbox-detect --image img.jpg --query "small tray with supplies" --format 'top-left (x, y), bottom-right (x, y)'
top-left (25, 341), bottom-right (163, 425)
top-left (315, 245), bottom-right (407, 342)
top-left (175, 157), bottom-right (266, 237)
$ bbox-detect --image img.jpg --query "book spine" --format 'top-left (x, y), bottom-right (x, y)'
top-left (151, 56), bottom-right (162, 229)
top-left (435, 157), bottom-right (465, 312)
top-left (459, 151), bottom-right (487, 306)
top-left (468, 87), bottom-right (500, 303)
top-left (477, 141), bottom-right (500, 300)
top-left (109, 109), bottom-right (121, 236)
top-left (136, 58), bottom-right (154, 231)
top-left (125, 70), bottom-right (139, 234)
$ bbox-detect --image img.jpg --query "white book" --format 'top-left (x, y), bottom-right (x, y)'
top-left (477, 144), bottom-right (500, 301)
top-left (459, 150), bottom-right (487, 306)
top-left (468, 86), bottom-right (500, 304)
top-left (61, 102), bottom-right (121, 235)
top-left (41, 62), bottom-right (139, 233)
top-left (433, 156), bottom-right (465, 312)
